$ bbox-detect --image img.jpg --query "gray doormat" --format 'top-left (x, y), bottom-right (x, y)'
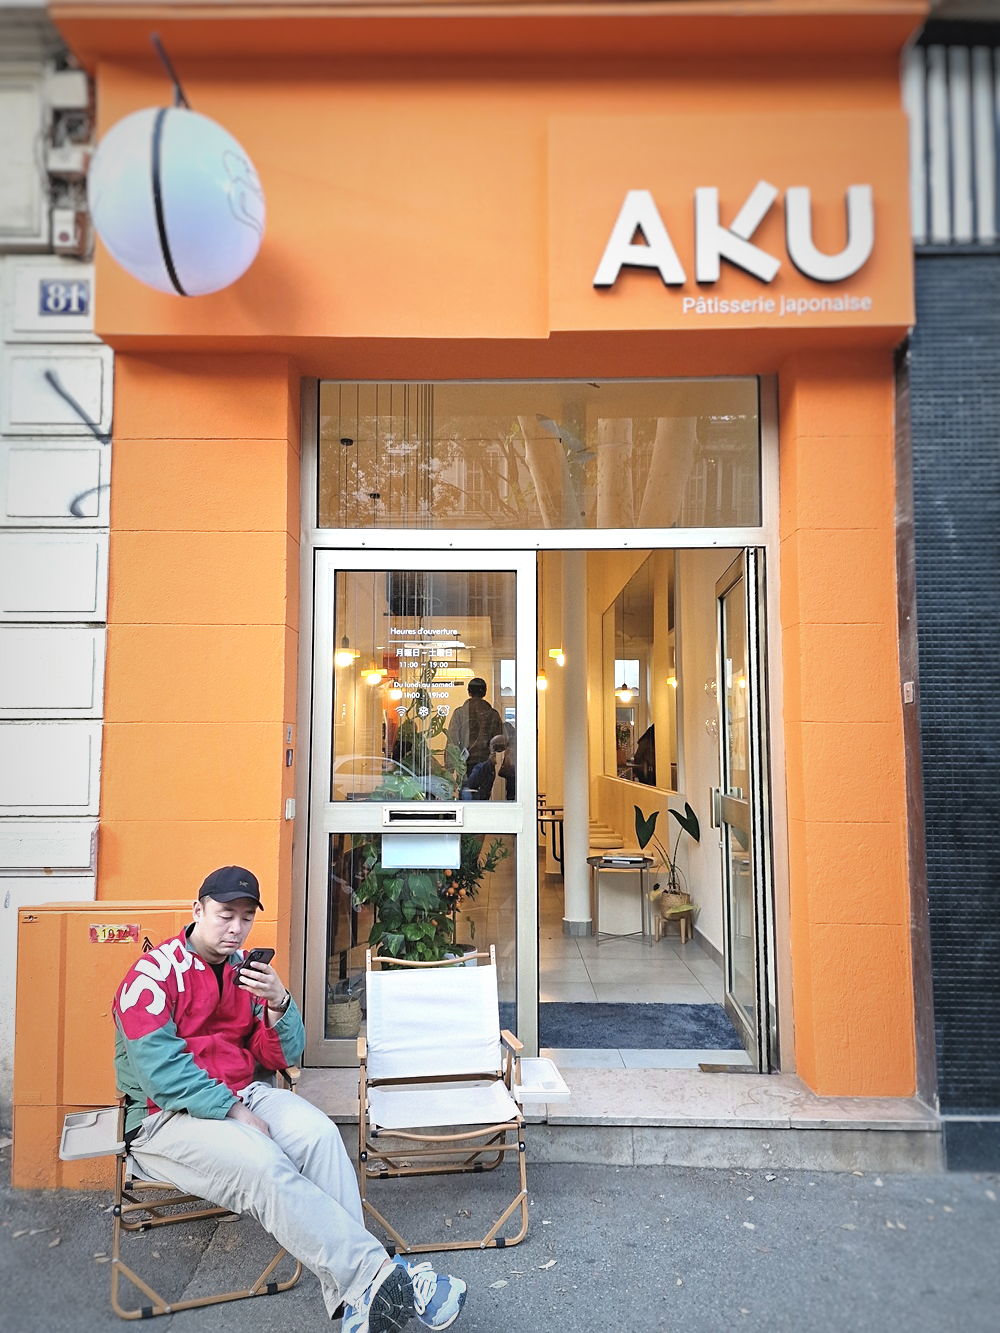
top-left (500, 1001), bottom-right (742, 1050)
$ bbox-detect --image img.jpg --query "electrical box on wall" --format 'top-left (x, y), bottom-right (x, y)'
top-left (51, 207), bottom-right (87, 256)
top-left (44, 69), bottom-right (89, 111)
top-left (12, 902), bottom-right (209, 1189)
top-left (46, 144), bottom-right (91, 181)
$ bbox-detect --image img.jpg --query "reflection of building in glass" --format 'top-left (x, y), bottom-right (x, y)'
top-left (318, 380), bottom-right (761, 531)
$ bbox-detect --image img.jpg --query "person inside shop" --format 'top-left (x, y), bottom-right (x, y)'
top-left (498, 721), bottom-right (516, 801)
top-left (447, 678), bottom-right (503, 770)
top-left (460, 734), bottom-right (508, 801)
top-left (112, 865), bottom-right (467, 1333)
top-left (631, 724), bottom-right (656, 787)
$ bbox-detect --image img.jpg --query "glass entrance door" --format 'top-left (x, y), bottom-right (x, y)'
top-left (305, 550), bottom-right (538, 1063)
top-left (716, 551), bottom-right (777, 1071)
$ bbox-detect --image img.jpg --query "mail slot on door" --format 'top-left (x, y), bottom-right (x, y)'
top-left (381, 804), bottom-right (464, 828)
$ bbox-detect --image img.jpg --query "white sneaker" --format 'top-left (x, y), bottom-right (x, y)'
top-left (342, 1261), bottom-right (415, 1333)
top-left (393, 1258), bottom-right (467, 1330)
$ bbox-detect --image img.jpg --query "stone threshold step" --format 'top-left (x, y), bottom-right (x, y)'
top-left (311, 1064), bottom-right (943, 1172)
top-left (528, 1123), bottom-right (943, 1172)
top-left (299, 1065), bottom-right (939, 1134)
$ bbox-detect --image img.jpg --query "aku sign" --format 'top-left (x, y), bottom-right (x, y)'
top-left (593, 182), bottom-right (875, 288)
top-left (547, 111), bottom-right (913, 331)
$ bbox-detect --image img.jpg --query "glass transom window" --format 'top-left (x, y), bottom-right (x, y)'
top-left (318, 379), bottom-right (761, 531)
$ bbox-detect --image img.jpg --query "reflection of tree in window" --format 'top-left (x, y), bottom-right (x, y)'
top-left (433, 421), bottom-right (537, 527)
top-left (318, 381), bottom-right (762, 532)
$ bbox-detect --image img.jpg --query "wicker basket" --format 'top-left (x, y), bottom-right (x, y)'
top-left (326, 994), bottom-right (362, 1038)
top-left (653, 888), bottom-right (692, 916)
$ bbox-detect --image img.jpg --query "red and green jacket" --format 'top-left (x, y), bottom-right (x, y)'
top-left (113, 927), bottom-right (305, 1137)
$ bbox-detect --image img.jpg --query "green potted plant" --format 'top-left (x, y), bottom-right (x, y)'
top-left (440, 834), bottom-right (510, 956)
top-left (354, 852), bottom-right (456, 962)
top-left (354, 832), bottom-right (510, 963)
top-left (634, 801), bottom-right (701, 924)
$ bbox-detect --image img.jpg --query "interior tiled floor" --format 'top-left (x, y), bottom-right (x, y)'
top-left (537, 870), bottom-right (752, 1069)
top-left (539, 912), bottom-right (725, 1004)
top-left (346, 846), bottom-right (751, 1069)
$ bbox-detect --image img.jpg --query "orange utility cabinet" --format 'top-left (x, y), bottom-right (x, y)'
top-left (12, 901), bottom-right (278, 1189)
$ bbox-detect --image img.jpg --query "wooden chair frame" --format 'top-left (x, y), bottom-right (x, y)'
top-left (358, 948), bottom-right (529, 1256)
top-left (94, 1072), bottom-right (302, 1319)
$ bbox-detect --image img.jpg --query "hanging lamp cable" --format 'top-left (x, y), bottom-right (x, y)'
top-left (151, 33), bottom-right (192, 109)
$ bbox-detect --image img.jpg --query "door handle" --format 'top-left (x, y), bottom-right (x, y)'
top-left (710, 787), bottom-right (723, 829)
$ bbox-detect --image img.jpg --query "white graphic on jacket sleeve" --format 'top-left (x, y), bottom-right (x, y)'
top-left (118, 973), bottom-right (166, 1016)
top-left (118, 940), bottom-right (196, 1017)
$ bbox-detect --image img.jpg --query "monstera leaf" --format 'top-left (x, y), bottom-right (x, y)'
top-left (669, 801), bottom-right (701, 844)
top-left (634, 805), bottom-right (659, 850)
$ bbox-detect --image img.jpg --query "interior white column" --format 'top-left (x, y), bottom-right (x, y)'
top-left (561, 549), bottom-right (592, 934)
top-left (540, 553), bottom-right (564, 875)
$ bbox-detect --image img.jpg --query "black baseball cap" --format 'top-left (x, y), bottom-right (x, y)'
top-left (198, 866), bottom-right (263, 910)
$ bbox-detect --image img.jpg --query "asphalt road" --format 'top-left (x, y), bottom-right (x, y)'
top-left (1, 1140), bottom-right (997, 1333)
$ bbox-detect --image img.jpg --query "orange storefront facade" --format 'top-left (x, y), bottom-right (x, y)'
top-left (13, 0), bottom-right (933, 1186)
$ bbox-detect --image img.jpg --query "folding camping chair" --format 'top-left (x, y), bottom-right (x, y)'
top-left (358, 945), bottom-right (566, 1256)
top-left (60, 1073), bottom-right (303, 1320)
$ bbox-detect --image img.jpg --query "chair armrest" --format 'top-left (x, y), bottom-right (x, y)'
top-left (59, 1107), bottom-right (124, 1160)
top-left (501, 1029), bottom-right (523, 1053)
top-left (357, 1036), bottom-right (367, 1063)
top-left (278, 1065), bottom-right (301, 1090)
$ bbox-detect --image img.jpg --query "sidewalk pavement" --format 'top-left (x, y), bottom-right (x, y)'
top-left (1, 1135), bottom-right (997, 1333)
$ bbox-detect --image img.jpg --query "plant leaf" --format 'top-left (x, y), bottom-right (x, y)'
top-left (669, 802), bottom-right (701, 843)
top-left (634, 806), bottom-right (659, 850)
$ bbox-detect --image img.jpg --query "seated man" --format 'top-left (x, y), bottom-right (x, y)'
top-left (460, 735), bottom-right (507, 802)
top-left (113, 865), bottom-right (467, 1333)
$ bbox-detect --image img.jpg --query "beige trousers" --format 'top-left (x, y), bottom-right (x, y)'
top-left (130, 1081), bottom-right (388, 1316)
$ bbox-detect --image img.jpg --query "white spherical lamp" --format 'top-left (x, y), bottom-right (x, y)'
top-left (87, 106), bottom-right (265, 296)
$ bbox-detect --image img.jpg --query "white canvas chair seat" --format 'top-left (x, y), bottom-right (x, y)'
top-left (359, 947), bottom-right (531, 1255)
top-left (368, 1078), bottom-right (520, 1132)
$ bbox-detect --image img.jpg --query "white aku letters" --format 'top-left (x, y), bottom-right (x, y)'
top-left (784, 184), bottom-right (874, 283)
top-left (592, 189), bottom-right (686, 287)
top-left (694, 181), bottom-right (781, 284)
top-left (593, 181), bottom-right (874, 288)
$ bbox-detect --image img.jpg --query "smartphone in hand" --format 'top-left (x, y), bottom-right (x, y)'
top-left (236, 947), bottom-right (275, 986)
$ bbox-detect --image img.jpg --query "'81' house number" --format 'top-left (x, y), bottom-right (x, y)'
top-left (39, 279), bottom-right (90, 316)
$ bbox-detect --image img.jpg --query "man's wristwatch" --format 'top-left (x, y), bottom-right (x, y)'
top-left (271, 989), bottom-right (291, 1015)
